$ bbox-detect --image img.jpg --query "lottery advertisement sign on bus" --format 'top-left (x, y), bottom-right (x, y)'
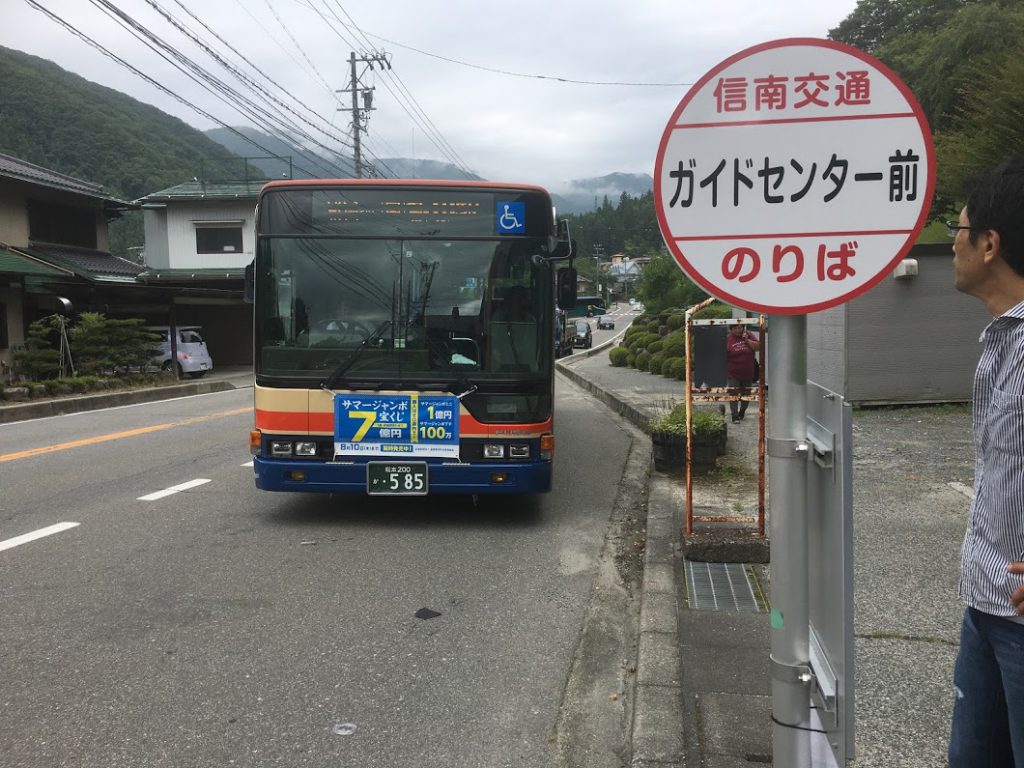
top-left (655, 38), bottom-right (935, 315)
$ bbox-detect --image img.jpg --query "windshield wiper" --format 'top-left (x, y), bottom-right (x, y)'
top-left (321, 320), bottom-right (392, 390)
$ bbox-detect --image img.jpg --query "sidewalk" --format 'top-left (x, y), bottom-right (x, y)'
top-left (562, 337), bottom-right (970, 768)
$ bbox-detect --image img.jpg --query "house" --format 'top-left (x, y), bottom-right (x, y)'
top-left (0, 152), bottom-right (138, 377)
top-left (132, 180), bottom-right (262, 365)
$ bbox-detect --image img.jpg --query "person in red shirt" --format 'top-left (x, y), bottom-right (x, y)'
top-left (725, 323), bottom-right (760, 422)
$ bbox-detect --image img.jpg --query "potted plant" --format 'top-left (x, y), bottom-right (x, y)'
top-left (648, 404), bottom-right (726, 472)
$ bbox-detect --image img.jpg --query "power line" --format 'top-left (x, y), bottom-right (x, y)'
top-left (86, 0), bottom-right (357, 177)
top-left (24, 0), bottom-right (350, 179)
top-left (316, 0), bottom-right (477, 178)
top-left (360, 31), bottom-right (694, 87)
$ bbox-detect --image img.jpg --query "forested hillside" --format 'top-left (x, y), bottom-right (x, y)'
top-left (0, 46), bottom-right (247, 256)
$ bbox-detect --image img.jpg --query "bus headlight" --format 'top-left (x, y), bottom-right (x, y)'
top-left (483, 444), bottom-right (505, 459)
top-left (270, 441), bottom-right (293, 457)
top-left (294, 442), bottom-right (318, 456)
top-left (509, 444), bottom-right (530, 459)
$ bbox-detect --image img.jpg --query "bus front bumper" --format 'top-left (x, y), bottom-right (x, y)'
top-left (253, 457), bottom-right (552, 495)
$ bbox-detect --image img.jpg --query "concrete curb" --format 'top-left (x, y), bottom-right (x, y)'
top-left (557, 359), bottom-right (652, 433)
top-left (0, 380), bottom-right (238, 424)
top-left (630, 472), bottom-right (685, 768)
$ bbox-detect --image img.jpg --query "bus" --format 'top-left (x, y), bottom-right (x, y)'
top-left (566, 294), bottom-right (605, 318)
top-left (247, 179), bottom-right (576, 496)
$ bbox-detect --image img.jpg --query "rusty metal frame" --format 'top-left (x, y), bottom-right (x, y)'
top-left (684, 300), bottom-right (766, 537)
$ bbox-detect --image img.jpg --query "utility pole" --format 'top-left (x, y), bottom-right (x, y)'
top-left (337, 51), bottom-right (391, 178)
top-left (592, 244), bottom-right (605, 297)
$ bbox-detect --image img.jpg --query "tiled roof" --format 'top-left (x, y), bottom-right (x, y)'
top-left (0, 246), bottom-right (72, 277)
top-left (136, 180), bottom-right (267, 204)
top-left (0, 152), bottom-right (133, 207)
top-left (24, 242), bottom-right (145, 281)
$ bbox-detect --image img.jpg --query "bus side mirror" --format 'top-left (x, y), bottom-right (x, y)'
top-left (558, 267), bottom-right (577, 309)
top-left (549, 221), bottom-right (576, 260)
top-left (244, 260), bottom-right (255, 303)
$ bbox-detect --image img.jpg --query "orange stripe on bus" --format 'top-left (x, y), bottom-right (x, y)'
top-left (255, 409), bottom-right (553, 438)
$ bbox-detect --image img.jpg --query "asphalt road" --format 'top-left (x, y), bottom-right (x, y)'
top-left (0, 378), bottom-right (640, 767)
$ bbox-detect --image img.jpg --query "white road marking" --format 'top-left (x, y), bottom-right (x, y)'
top-left (138, 478), bottom-right (211, 501)
top-left (0, 522), bottom-right (80, 552)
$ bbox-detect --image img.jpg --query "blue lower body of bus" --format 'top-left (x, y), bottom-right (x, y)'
top-left (253, 457), bottom-right (552, 495)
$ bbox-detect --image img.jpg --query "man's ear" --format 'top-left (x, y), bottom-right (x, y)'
top-left (981, 228), bottom-right (1002, 266)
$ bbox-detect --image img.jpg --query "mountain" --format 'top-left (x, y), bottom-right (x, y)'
top-left (553, 172), bottom-right (654, 214)
top-left (202, 127), bottom-right (648, 212)
top-left (0, 46), bottom-right (245, 202)
top-left (0, 45), bottom-right (257, 257)
top-left (203, 126), bottom-right (348, 180)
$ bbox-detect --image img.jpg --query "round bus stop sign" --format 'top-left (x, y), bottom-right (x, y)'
top-left (655, 38), bottom-right (935, 315)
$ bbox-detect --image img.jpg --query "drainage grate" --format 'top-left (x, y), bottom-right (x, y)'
top-left (684, 561), bottom-right (769, 613)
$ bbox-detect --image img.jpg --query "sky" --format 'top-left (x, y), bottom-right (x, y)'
top-left (2, 0), bottom-right (861, 192)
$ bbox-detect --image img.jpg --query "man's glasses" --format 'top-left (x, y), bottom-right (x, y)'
top-left (945, 221), bottom-right (977, 238)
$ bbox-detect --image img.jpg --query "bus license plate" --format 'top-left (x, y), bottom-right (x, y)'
top-left (366, 462), bottom-right (428, 496)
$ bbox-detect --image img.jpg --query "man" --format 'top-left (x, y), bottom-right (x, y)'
top-left (948, 159), bottom-right (1024, 768)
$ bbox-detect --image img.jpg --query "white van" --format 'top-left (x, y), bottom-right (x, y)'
top-left (149, 326), bottom-right (214, 378)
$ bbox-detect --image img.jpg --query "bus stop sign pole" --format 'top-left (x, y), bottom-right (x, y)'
top-left (767, 315), bottom-right (811, 765)
top-left (654, 38), bottom-right (936, 767)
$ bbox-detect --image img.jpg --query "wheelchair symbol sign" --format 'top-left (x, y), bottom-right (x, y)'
top-left (496, 201), bottom-right (525, 234)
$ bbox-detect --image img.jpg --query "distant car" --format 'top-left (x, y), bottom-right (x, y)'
top-left (572, 319), bottom-right (593, 349)
top-left (149, 325), bottom-right (214, 378)
top-left (596, 315), bottom-right (615, 330)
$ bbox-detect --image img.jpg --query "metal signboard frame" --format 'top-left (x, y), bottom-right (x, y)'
top-left (806, 380), bottom-right (855, 765)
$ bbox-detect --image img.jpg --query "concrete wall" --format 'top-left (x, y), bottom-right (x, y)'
top-left (0, 187), bottom-right (29, 244)
top-left (0, 286), bottom-right (24, 378)
top-left (161, 200), bottom-right (255, 270)
top-left (806, 243), bottom-right (991, 404)
top-left (807, 303), bottom-right (847, 396)
top-left (142, 206), bottom-right (169, 269)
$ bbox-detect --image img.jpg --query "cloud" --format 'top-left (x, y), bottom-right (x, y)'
top-left (2, 0), bottom-right (859, 186)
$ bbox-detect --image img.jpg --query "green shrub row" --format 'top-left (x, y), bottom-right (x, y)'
top-left (608, 304), bottom-right (749, 381)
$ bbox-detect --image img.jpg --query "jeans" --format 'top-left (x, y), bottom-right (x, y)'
top-left (948, 607), bottom-right (1024, 767)
top-left (726, 377), bottom-right (752, 420)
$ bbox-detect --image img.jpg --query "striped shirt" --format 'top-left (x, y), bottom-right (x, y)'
top-left (960, 298), bottom-right (1024, 621)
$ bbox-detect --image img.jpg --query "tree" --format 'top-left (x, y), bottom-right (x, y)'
top-left (634, 251), bottom-right (707, 314)
top-left (935, 51), bottom-right (1024, 208)
top-left (830, 0), bottom-right (1024, 133)
top-left (13, 316), bottom-right (63, 380)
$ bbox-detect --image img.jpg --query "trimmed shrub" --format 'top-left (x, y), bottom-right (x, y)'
top-left (647, 340), bottom-right (665, 355)
top-left (44, 379), bottom-right (72, 396)
top-left (662, 329), bottom-right (686, 357)
top-left (625, 352), bottom-right (636, 367)
top-left (635, 350), bottom-right (651, 372)
top-left (666, 313), bottom-right (685, 330)
top-left (664, 356), bottom-right (686, 380)
top-left (693, 303), bottom-right (733, 320)
top-left (648, 352), bottom-right (666, 375)
top-left (609, 346), bottom-right (630, 367)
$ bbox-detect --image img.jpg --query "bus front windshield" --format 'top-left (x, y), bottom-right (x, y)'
top-left (255, 237), bottom-right (554, 385)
